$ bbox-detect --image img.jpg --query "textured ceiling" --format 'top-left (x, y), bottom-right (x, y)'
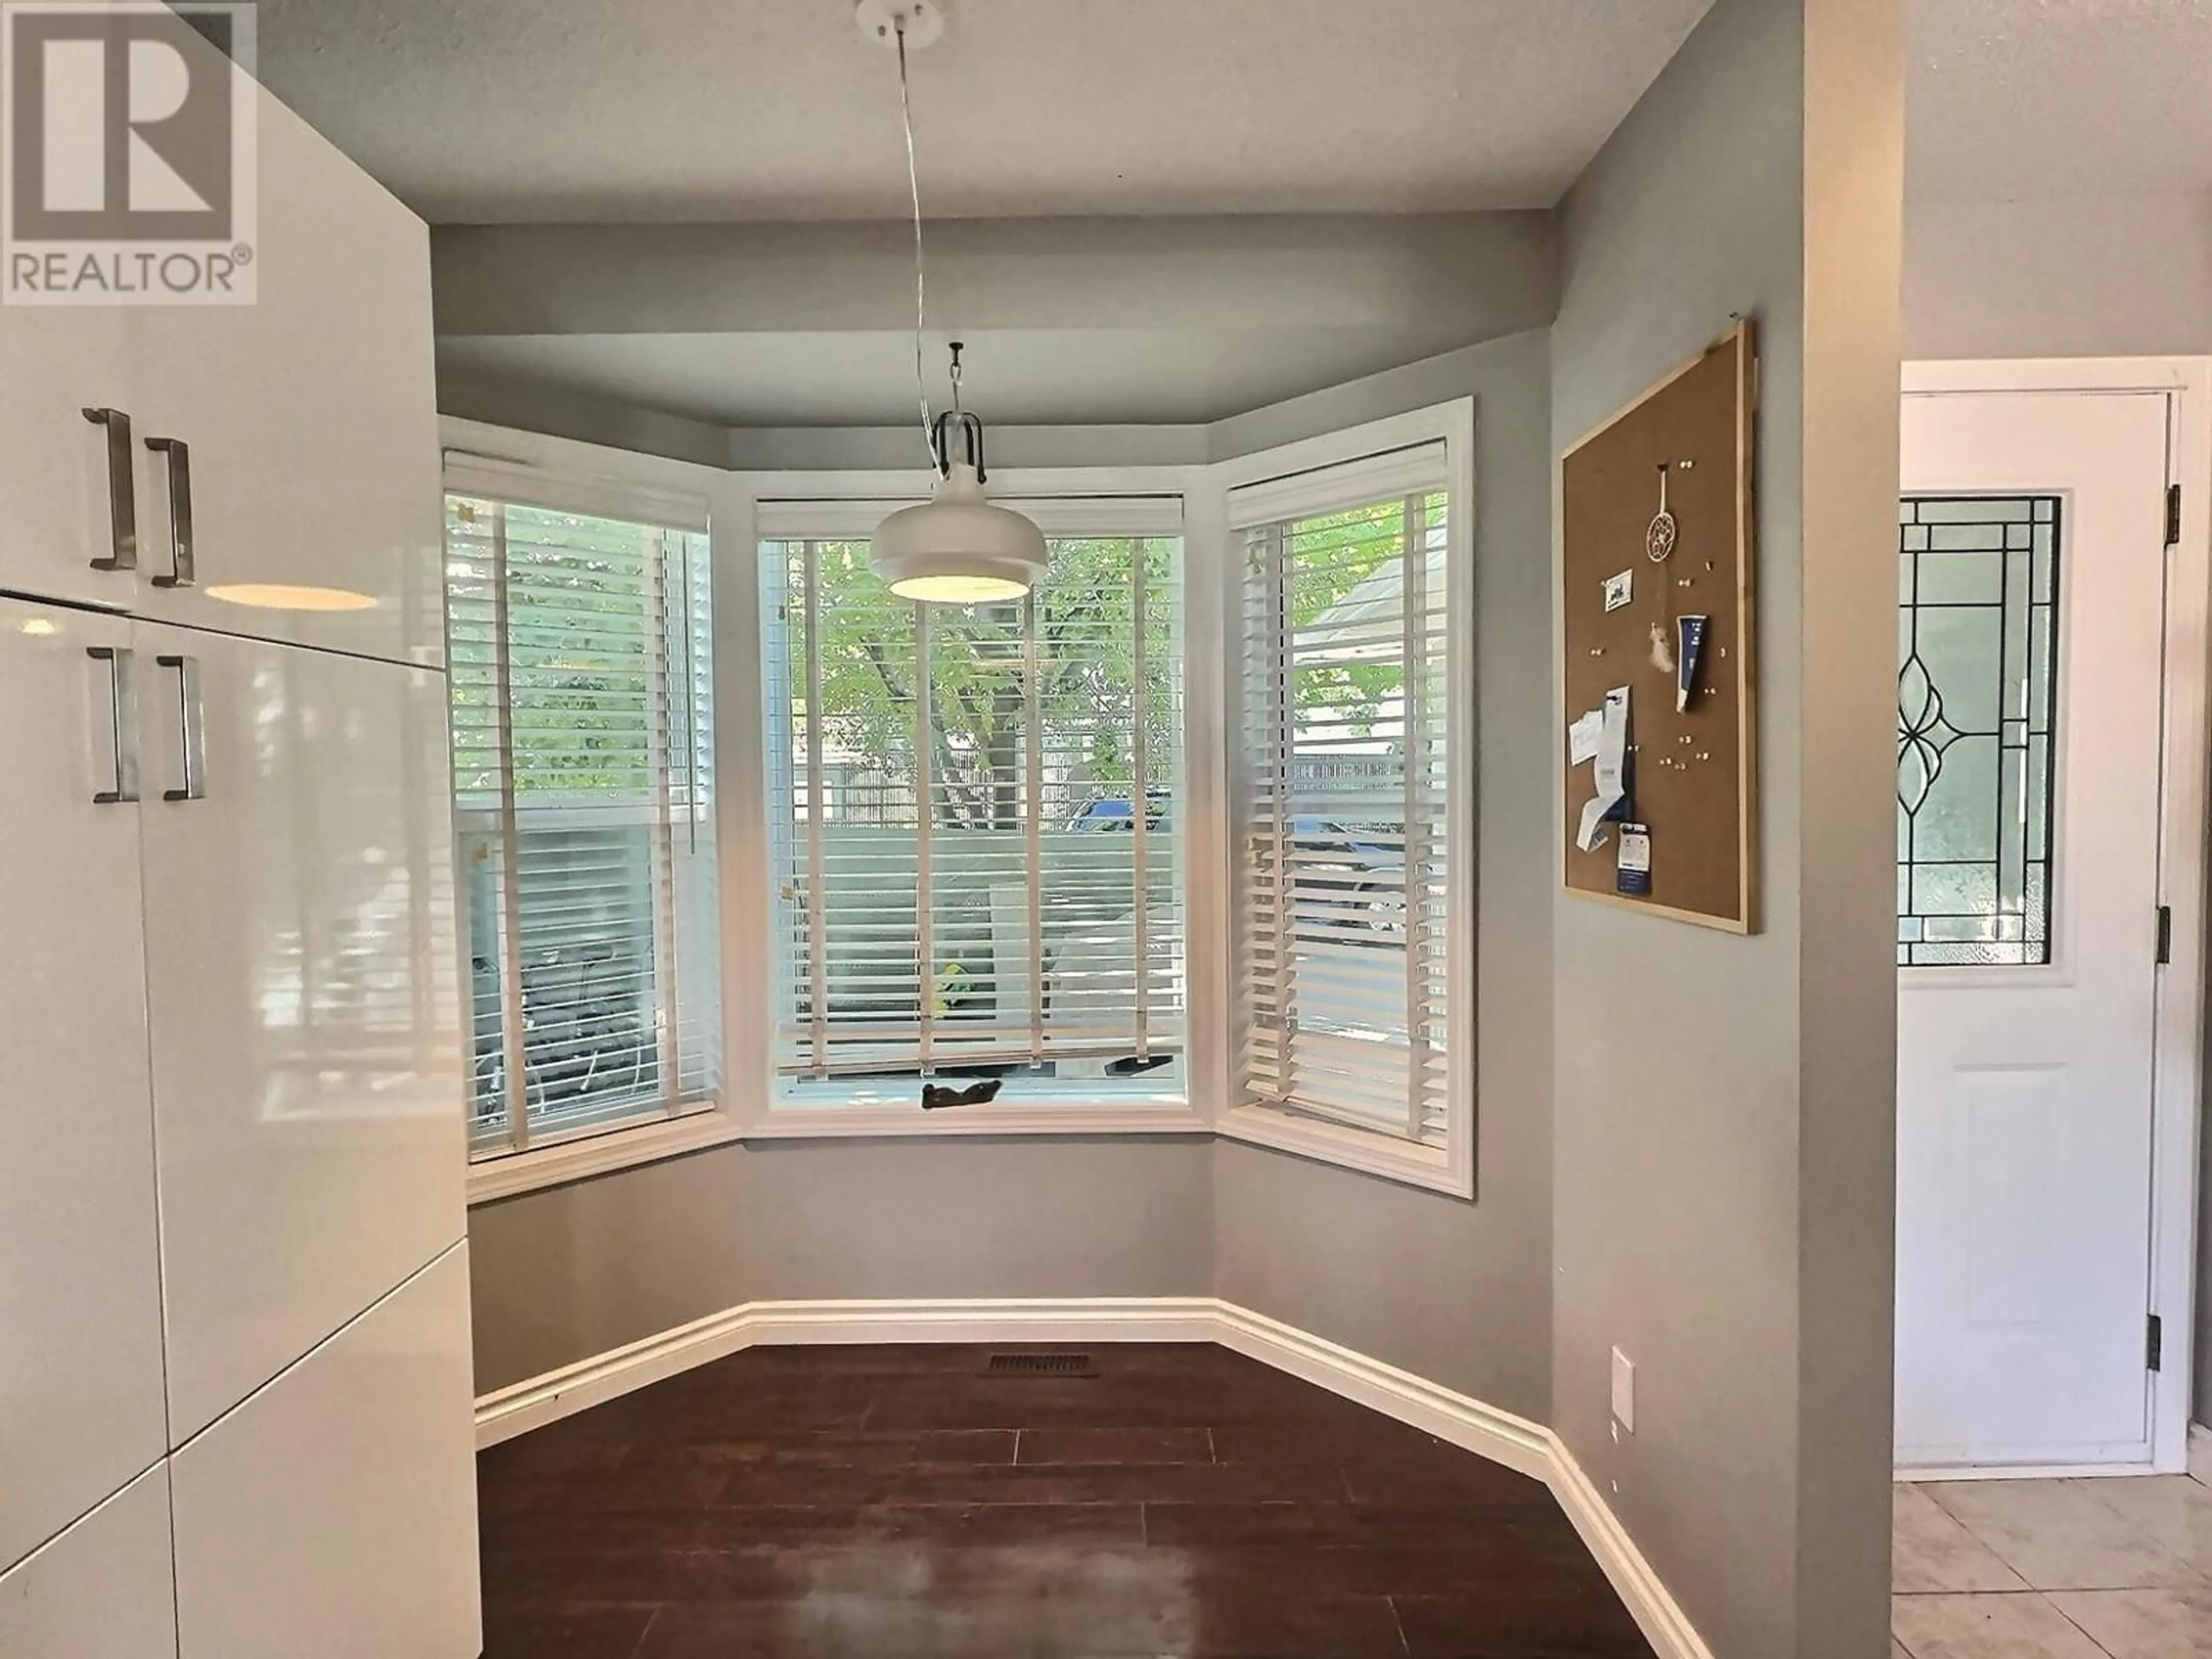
top-left (251, 0), bottom-right (1716, 224)
top-left (1907, 0), bottom-right (2212, 200)
top-left (259, 0), bottom-right (2212, 433)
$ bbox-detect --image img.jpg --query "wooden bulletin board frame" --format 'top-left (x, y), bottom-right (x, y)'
top-left (1560, 321), bottom-right (1759, 932)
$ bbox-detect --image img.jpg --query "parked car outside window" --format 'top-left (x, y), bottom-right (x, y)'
top-left (1070, 795), bottom-right (1405, 937)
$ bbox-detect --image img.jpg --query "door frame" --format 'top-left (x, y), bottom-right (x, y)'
top-left (1900, 357), bottom-right (2212, 1476)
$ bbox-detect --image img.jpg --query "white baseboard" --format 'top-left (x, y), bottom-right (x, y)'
top-left (475, 1295), bottom-right (1713, 1659)
top-left (1210, 1301), bottom-right (1554, 1483)
top-left (1547, 1445), bottom-right (1715, 1659)
top-left (735, 1296), bottom-right (1222, 1350)
top-left (475, 1301), bottom-right (759, 1449)
top-left (473, 1296), bottom-right (1219, 1449)
top-left (1899, 1461), bottom-right (2162, 1482)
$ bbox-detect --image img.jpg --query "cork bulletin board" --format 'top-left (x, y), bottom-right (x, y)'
top-left (1560, 321), bottom-right (1759, 932)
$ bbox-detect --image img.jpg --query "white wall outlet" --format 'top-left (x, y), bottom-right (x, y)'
top-left (1611, 1346), bottom-right (1636, 1434)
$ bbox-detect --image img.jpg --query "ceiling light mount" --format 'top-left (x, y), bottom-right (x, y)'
top-left (857, 0), bottom-right (943, 52)
top-left (861, 2), bottom-right (1048, 605)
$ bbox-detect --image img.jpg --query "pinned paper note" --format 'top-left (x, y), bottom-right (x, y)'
top-left (1568, 709), bottom-right (1605, 766)
top-left (1616, 823), bottom-right (1652, 896)
top-left (1602, 569), bottom-right (1634, 613)
top-left (1575, 687), bottom-right (1630, 852)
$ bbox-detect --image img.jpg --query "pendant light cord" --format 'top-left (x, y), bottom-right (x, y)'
top-left (895, 22), bottom-right (937, 471)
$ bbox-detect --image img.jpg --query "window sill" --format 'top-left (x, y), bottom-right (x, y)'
top-left (1218, 1103), bottom-right (1472, 1198)
top-left (464, 1099), bottom-right (1213, 1199)
top-left (467, 1108), bottom-right (744, 1205)
top-left (747, 1100), bottom-right (1211, 1141)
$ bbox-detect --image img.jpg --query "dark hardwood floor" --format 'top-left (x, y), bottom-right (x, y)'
top-left (476, 1343), bottom-right (1654, 1658)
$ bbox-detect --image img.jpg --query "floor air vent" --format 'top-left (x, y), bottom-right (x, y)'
top-left (983, 1351), bottom-right (1097, 1378)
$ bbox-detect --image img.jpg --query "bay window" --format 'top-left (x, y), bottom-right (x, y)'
top-left (440, 406), bottom-right (1470, 1193)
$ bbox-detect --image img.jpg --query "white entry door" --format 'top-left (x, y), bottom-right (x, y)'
top-left (1894, 388), bottom-right (2175, 1471)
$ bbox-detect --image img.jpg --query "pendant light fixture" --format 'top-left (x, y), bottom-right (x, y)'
top-left (859, 0), bottom-right (1048, 604)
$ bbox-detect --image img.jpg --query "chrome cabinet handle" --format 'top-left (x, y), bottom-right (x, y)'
top-left (145, 437), bottom-right (195, 589)
top-left (156, 653), bottom-right (205, 802)
top-left (81, 407), bottom-right (138, 573)
top-left (87, 646), bottom-right (140, 804)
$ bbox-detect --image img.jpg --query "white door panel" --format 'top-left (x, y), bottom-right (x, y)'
top-left (134, 66), bottom-right (443, 667)
top-left (0, 1464), bottom-right (177, 1659)
top-left (170, 1246), bottom-right (481, 1659)
top-left (0, 312), bottom-right (143, 613)
top-left (135, 623), bottom-right (465, 1440)
top-left (0, 601), bottom-right (169, 1572)
top-left (1895, 389), bottom-right (2170, 1469)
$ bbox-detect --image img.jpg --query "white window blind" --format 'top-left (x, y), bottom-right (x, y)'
top-left (763, 533), bottom-right (1183, 1104)
top-left (1237, 449), bottom-right (1452, 1145)
top-left (444, 493), bottom-right (720, 1157)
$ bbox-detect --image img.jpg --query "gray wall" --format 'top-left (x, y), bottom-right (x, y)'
top-left (1904, 192), bottom-right (2212, 360)
top-left (431, 212), bottom-right (1560, 436)
top-left (471, 1137), bottom-right (1211, 1394)
top-left (1212, 328), bottom-right (1558, 1423)
top-left (440, 365), bottom-right (732, 470)
top-left (1548, 1), bottom-right (1900, 1657)
top-left (471, 1142), bottom-right (754, 1392)
top-left (430, 214), bottom-right (1558, 342)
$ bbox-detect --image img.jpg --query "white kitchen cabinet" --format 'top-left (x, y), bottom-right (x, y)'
top-left (0, 1465), bottom-right (177, 1659)
top-left (134, 620), bottom-right (464, 1440)
top-left (132, 57), bottom-right (444, 669)
top-left (0, 33), bottom-right (476, 1655)
top-left (171, 1244), bottom-right (479, 1659)
top-left (0, 601), bottom-right (169, 1575)
top-left (0, 310), bottom-right (144, 613)
top-left (0, 46), bottom-right (441, 662)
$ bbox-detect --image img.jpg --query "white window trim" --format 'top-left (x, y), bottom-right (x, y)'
top-left (446, 421), bottom-right (1476, 1196)
top-left (465, 1108), bottom-right (747, 1205)
top-left (1212, 400), bottom-right (1479, 1199)
top-left (445, 417), bottom-right (745, 1204)
top-left (728, 464), bottom-right (1216, 1140)
top-left (443, 419), bottom-right (717, 531)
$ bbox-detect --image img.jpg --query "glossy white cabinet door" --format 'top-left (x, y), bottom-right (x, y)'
top-left (135, 59), bottom-right (443, 668)
top-left (0, 308), bottom-right (143, 612)
top-left (0, 601), bottom-right (168, 1574)
top-left (135, 623), bottom-right (464, 1439)
top-left (0, 1463), bottom-right (177, 1659)
top-left (171, 1245), bottom-right (480, 1659)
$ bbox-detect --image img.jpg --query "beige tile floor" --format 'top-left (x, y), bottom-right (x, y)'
top-left (1893, 1471), bottom-right (2212, 1656)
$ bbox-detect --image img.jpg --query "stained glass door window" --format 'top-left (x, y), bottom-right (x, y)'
top-left (1895, 495), bottom-right (2062, 966)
